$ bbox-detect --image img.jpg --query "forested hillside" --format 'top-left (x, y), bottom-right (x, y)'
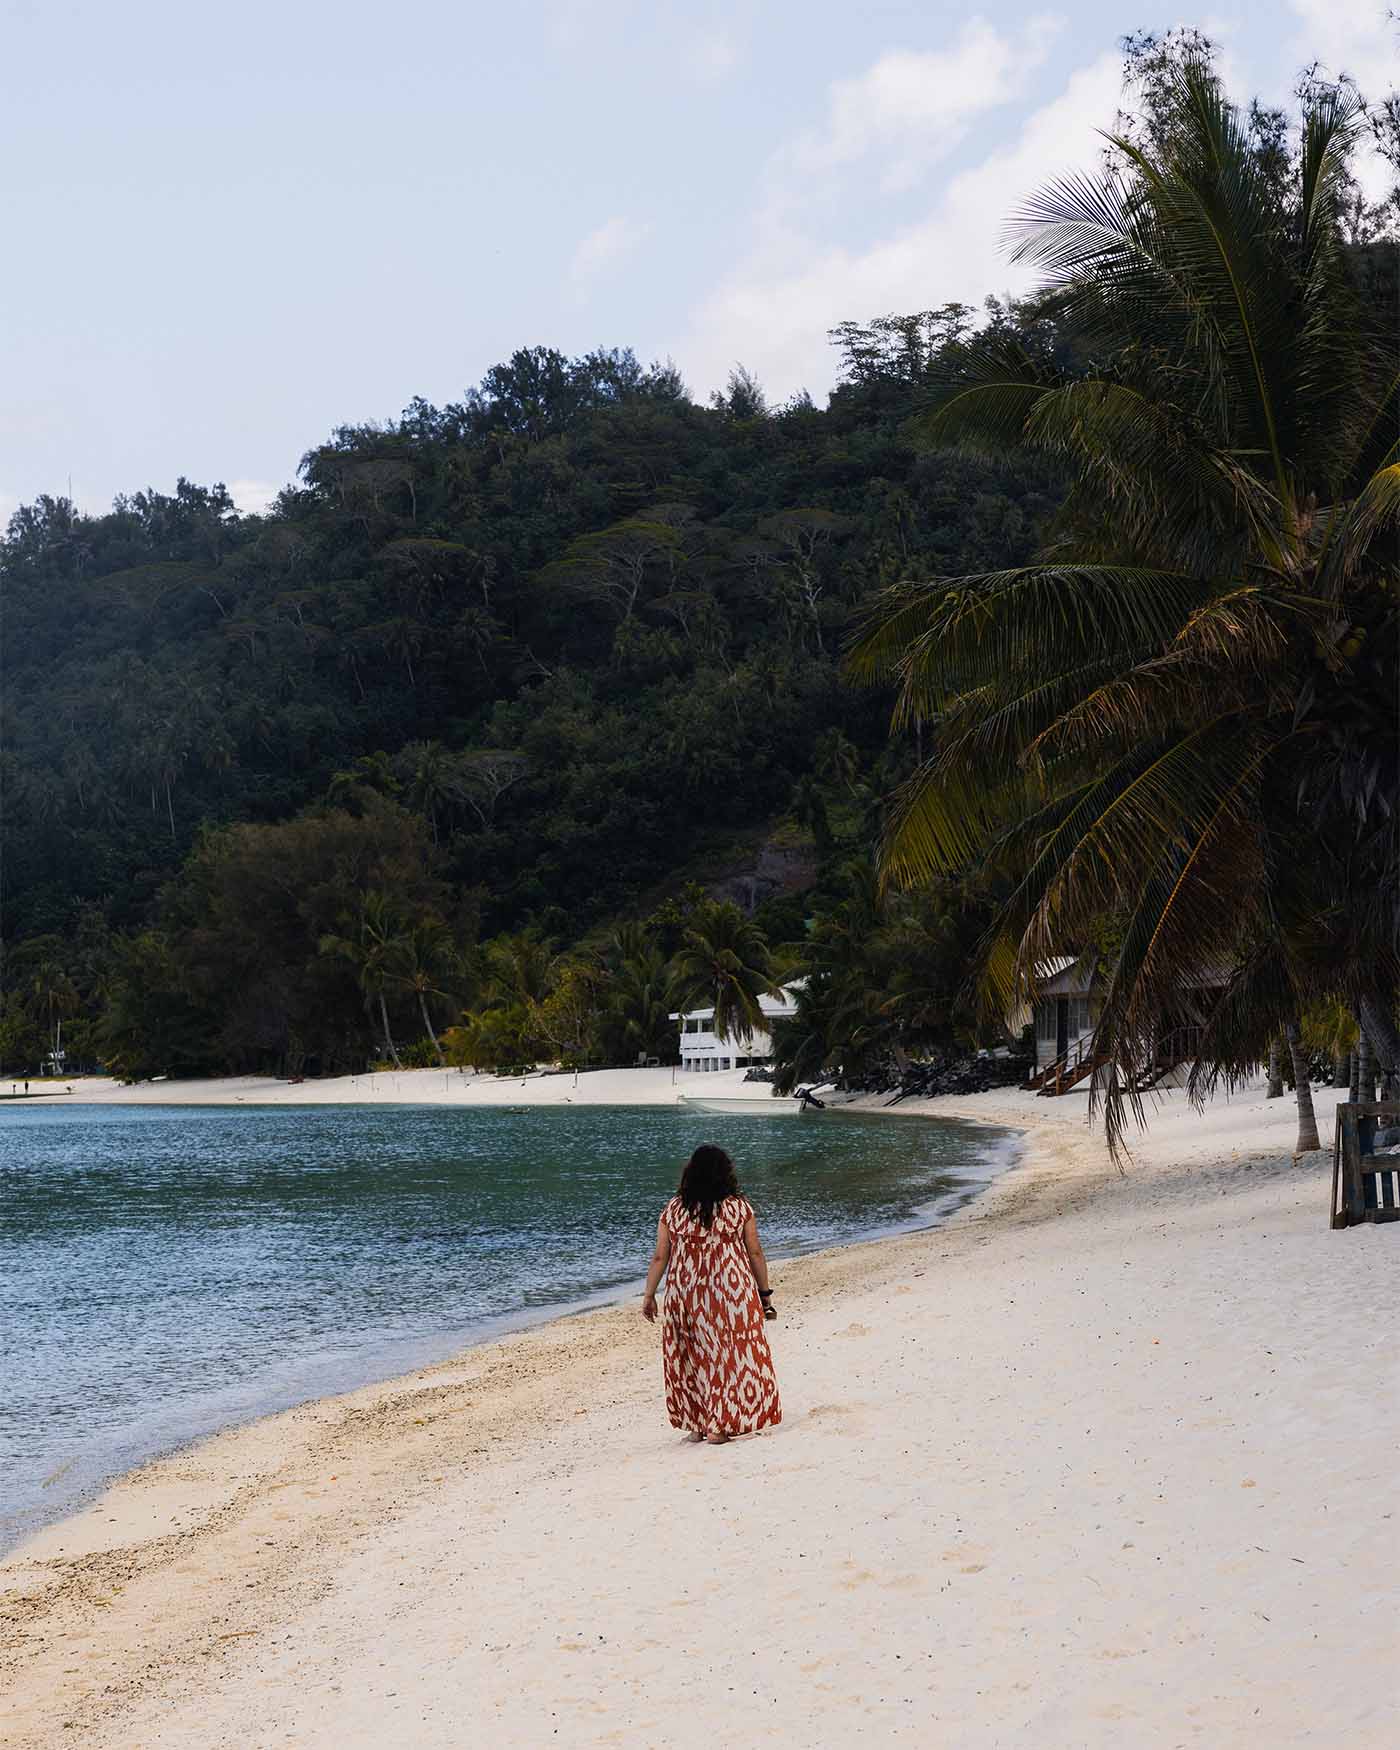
top-left (0, 311), bottom-right (1059, 1075)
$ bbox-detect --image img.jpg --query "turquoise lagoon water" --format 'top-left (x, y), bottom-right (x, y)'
top-left (0, 1102), bottom-right (1015, 1549)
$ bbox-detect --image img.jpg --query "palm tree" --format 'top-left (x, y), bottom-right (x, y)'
top-left (790, 773), bottom-right (832, 856)
top-left (814, 728), bottom-right (861, 795)
top-left (389, 920), bottom-right (461, 1065)
top-left (393, 741), bottom-right (460, 844)
top-left (319, 890), bottom-right (407, 1069)
top-left (1284, 1022), bottom-right (1322, 1153)
top-left (669, 900), bottom-right (780, 1044)
top-left (609, 942), bottom-right (674, 1061)
top-left (326, 751), bottom-right (400, 809)
top-left (769, 977), bottom-right (844, 1094)
top-left (485, 932), bottom-right (556, 1010)
top-left (851, 60), bottom-right (1399, 1153)
top-left (1266, 1037), bottom-right (1285, 1100)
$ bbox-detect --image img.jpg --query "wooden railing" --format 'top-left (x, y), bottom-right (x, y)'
top-left (1026, 1024), bottom-right (1205, 1099)
top-left (1025, 1034), bottom-right (1100, 1097)
top-left (1135, 1026), bottom-right (1203, 1092)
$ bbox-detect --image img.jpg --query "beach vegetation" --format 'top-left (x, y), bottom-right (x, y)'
top-left (667, 900), bottom-right (782, 1044)
top-left (852, 41), bottom-right (1400, 1150)
top-left (768, 862), bottom-right (996, 1092)
top-left (1, 277), bottom-right (1055, 1074)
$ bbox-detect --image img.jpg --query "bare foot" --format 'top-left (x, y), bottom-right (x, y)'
top-left (685, 1431), bottom-right (704, 1443)
top-left (704, 1433), bottom-right (730, 1446)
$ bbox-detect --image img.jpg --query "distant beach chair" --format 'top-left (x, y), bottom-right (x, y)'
top-left (1330, 1101), bottom-right (1400, 1228)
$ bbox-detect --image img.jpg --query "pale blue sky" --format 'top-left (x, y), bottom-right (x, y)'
top-left (0, 0), bottom-right (1391, 518)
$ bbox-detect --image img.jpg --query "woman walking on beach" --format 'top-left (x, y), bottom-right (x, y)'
top-left (641, 1144), bottom-right (781, 1444)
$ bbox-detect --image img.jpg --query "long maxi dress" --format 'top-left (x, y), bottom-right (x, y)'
top-left (661, 1193), bottom-right (782, 1436)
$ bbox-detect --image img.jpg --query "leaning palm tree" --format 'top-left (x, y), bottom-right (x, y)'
top-left (851, 61), bottom-right (1399, 1153)
top-left (669, 900), bottom-right (781, 1044)
top-left (388, 920), bottom-right (462, 1066)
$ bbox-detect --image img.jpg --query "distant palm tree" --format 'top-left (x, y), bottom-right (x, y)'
top-left (814, 728), bottom-right (860, 794)
top-left (610, 943), bottom-right (674, 1060)
top-left (389, 920), bottom-right (461, 1066)
top-left (319, 890), bottom-right (407, 1069)
top-left (607, 921), bottom-right (652, 967)
top-left (393, 741), bottom-right (460, 844)
top-left (790, 774), bottom-right (831, 855)
top-left (24, 952), bottom-right (81, 1044)
top-left (852, 61), bottom-right (1400, 1152)
top-left (669, 900), bottom-right (780, 1044)
top-left (769, 978), bottom-right (842, 1094)
top-left (485, 932), bottom-right (556, 1010)
top-left (326, 751), bottom-right (400, 809)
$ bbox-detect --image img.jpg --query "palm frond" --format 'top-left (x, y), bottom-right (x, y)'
top-left (849, 564), bottom-right (1207, 719)
top-left (1316, 462), bottom-right (1400, 594)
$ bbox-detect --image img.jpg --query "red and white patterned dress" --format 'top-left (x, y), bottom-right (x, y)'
top-left (661, 1194), bottom-right (782, 1437)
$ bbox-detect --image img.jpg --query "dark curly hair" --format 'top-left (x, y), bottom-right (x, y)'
top-left (677, 1143), bottom-right (740, 1229)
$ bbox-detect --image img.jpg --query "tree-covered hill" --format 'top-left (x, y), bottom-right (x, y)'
top-left (1, 313), bottom-right (1067, 1076)
top-left (2, 320), bottom-right (1055, 960)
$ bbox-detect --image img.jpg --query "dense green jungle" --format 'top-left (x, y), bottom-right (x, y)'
top-left (0, 308), bottom-right (1059, 1078)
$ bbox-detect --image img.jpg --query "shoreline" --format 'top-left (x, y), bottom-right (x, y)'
top-left (5, 1079), bottom-right (1397, 1746)
top-left (14, 1065), bottom-right (735, 1107)
top-left (2, 1105), bottom-right (1057, 1732)
top-left (7, 1062), bottom-right (1054, 1110)
top-left (0, 1106), bottom-right (1022, 1558)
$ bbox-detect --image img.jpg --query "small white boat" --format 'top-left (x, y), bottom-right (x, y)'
top-left (679, 1092), bottom-right (805, 1116)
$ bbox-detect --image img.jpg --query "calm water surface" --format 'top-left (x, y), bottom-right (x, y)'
top-left (0, 1102), bottom-right (1014, 1548)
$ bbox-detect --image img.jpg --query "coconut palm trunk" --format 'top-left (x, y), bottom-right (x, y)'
top-left (418, 992), bottom-right (446, 1067)
top-left (1266, 1037), bottom-right (1284, 1099)
top-left (1358, 997), bottom-right (1400, 1092)
top-left (1356, 1030), bottom-right (1376, 1104)
top-left (377, 994), bottom-right (403, 1070)
top-left (1284, 1022), bottom-right (1320, 1154)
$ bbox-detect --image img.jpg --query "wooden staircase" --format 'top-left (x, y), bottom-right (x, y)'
top-left (1133, 1027), bottom-right (1203, 1094)
top-left (1025, 1036), bottom-right (1103, 1097)
top-left (1025, 1027), bottom-right (1204, 1098)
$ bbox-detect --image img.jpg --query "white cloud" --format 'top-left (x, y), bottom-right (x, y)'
top-left (1288, 0), bottom-right (1396, 73)
top-left (783, 15), bottom-right (1064, 192)
top-left (679, 48), bottom-right (1122, 402)
top-left (228, 478), bottom-right (278, 515)
top-left (568, 215), bottom-right (646, 289)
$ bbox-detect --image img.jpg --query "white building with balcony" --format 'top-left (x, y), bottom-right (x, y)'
top-left (671, 984), bottom-right (801, 1074)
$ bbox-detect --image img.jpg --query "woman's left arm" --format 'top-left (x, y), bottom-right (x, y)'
top-left (741, 1214), bottom-right (772, 1300)
top-left (641, 1218), bottom-right (671, 1322)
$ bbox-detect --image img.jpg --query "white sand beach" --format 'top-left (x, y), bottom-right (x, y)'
top-left (3, 1077), bottom-right (1397, 1747)
top-left (17, 1065), bottom-right (746, 1107)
